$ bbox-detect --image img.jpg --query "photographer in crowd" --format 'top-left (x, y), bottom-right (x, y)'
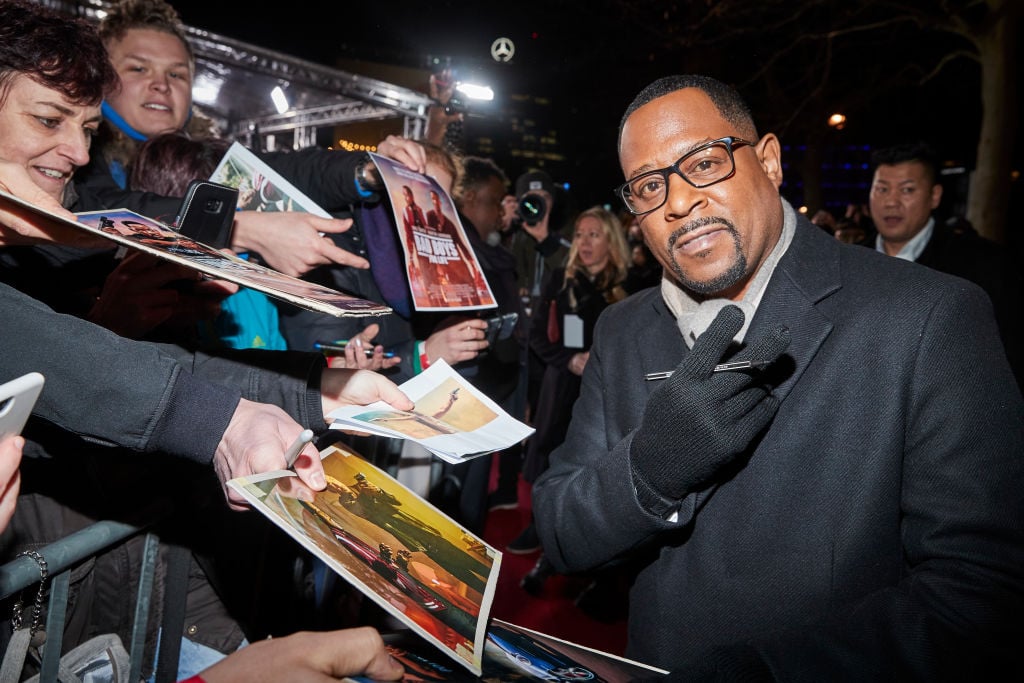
top-left (510, 170), bottom-right (571, 311)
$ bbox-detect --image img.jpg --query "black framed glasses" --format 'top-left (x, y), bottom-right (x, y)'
top-left (615, 136), bottom-right (755, 215)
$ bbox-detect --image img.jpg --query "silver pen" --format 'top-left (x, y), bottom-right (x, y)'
top-left (644, 359), bottom-right (770, 381)
top-left (284, 429), bottom-right (315, 468)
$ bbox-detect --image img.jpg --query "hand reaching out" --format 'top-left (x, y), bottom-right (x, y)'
top-left (215, 372), bottom-right (413, 511)
top-left (0, 435), bottom-right (24, 532)
top-left (375, 135), bottom-right (427, 175)
top-left (214, 399), bottom-right (327, 511)
top-left (197, 627), bottom-right (403, 683)
top-left (0, 160), bottom-right (106, 249)
top-left (231, 211), bottom-right (369, 277)
top-left (424, 317), bottom-right (489, 366)
top-left (324, 324), bottom-right (401, 371)
top-left (425, 70), bottom-right (464, 147)
top-left (89, 252), bottom-right (238, 338)
top-left (320, 368), bottom-right (414, 420)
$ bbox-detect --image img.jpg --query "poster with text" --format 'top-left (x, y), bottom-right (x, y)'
top-left (371, 153), bottom-right (496, 312)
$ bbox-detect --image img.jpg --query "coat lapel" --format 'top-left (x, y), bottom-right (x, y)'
top-left (637, 289), bottom-right (689, 382)
top-left (632, 218), bottom-right (841, 405)
top-left (747, 219), bottom-right (841, 404)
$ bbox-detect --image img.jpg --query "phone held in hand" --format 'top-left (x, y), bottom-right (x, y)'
top-left (0, 372), bottom-right (45, 439)
top-left (484, 312), bottom-right (519, 346)
top-left (175, 180), bottom-right (238, 249)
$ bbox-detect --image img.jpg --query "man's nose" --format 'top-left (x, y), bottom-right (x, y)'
top-left (663, 172), bottom-right (704, 218)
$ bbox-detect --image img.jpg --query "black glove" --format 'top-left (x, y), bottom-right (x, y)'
top-left (630, 305), bottom-right (791, 505)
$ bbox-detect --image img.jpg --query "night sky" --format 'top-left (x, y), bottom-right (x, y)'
top-left (168, 1), bottom-right (1019, 213)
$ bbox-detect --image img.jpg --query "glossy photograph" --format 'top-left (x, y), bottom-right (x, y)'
top-left (228, 443), bottom-right (501, 674)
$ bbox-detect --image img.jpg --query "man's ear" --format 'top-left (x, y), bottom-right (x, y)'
top-left (756, 134), bottom-right (783, 189)
top-left (929, 182), bottom-right (943, 210)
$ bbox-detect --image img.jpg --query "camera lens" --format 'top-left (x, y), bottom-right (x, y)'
top-left (443, 94), bottom-right (466, 116)
top-left (517, 193), bottom-right (547, 226)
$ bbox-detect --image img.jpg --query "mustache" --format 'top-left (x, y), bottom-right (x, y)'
top-left (668, 216), bottom-right (737, 249)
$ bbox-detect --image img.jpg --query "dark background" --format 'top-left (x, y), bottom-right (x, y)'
top-left (169, 1), bottom-right (1021, 233)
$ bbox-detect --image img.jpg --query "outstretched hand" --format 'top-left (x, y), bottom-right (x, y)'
top-left (630, 305), bottom-right (791, 502)
top-left (0, 161), bottom-right (106, 248)
top-left (324, 323), bottom-right (401, 371)
top-left (198, 627), bottom-right (404, 683)
top-left (214, 399), bottom-right (327, 511)
top-left (231, 211), bottom-right (369, 277)
top-left (424, 317), bottom-right (489, 366)
top-left (0, 435), bottom-right (24, 532)
top-left (375, 135), bottom-right (427, 175)
top-left (89, 252), bottom-right (238, 338)
top-left (216, 371), bottom-right (417, 510)
top-left (320, 368), bottom-right (414, 419)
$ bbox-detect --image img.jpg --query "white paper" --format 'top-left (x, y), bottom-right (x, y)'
top-left (327, 361), bottom-right (534, 464)
top-left (563, 313), bottom-right (584, 348)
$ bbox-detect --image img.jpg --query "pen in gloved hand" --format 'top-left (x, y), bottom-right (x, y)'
top-left (644, 359), bottom-right (770, 381)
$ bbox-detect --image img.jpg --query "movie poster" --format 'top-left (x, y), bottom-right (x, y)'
top-left (370, 153), bottom-right (496, 312)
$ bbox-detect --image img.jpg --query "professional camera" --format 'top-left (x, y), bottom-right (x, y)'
top-left (443, 92), bottom-right (467, 116)
top-left (509, 170), bottom-right (555, 232)
top-left (516, 192), bottom-right (547, 227)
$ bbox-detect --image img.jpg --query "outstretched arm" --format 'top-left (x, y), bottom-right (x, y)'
top-left (197, 627), bottom-right (403, 683)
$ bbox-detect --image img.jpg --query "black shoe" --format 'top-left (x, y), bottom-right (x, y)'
top-left (487, 488), bottom-right (519, 511)
top-left (506, 523), bottom-right (540, 554)
top-left (520, 555), bottom-right (555, 596)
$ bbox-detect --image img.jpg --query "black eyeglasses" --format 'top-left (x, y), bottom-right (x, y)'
top-left (615, 136), bottom-right (754, 215)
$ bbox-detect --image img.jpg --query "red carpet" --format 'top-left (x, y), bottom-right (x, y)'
top-left (483, 459), bottom-right (628, 656)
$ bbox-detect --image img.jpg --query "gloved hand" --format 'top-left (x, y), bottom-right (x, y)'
top-left (630, 305), bottom-right (791, 504)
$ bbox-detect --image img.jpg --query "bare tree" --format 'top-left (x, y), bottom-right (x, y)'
top-left (611, 0), bottom-right (1020, 242)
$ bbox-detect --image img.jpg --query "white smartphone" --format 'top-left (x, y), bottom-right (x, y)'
top-left (0, 372), bottom-right (45, 439)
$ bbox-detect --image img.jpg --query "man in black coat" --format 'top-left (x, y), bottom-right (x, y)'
top-left (533, 75), bottom-right (1024, 680)
top-left (869, 141), bottom-right (1022, 386)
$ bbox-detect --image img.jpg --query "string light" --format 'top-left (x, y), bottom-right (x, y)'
top-left (335, 139), bottom-right (378, 152)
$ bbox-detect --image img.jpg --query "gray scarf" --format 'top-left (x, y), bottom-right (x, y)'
top-left (661, 197), bottom-right (796, 348)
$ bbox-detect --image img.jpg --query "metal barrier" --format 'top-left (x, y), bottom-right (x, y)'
top-left (0, 520), bottom-right (179, 682)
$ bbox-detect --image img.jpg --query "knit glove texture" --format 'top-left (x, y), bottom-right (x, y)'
top-left (630, 305), bottom-right (791, 502)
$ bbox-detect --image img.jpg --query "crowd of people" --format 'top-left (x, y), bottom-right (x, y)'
top-left (1, 0), bottom-right (1021, 681)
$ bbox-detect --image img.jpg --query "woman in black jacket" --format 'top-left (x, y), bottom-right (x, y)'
top-left (508, 205), bottom-right (630, 556)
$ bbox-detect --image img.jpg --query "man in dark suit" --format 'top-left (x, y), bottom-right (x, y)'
top-left (533, 75), bottom-right (1024, 680)
top-left (869, 141), bottom-right (1022, 386)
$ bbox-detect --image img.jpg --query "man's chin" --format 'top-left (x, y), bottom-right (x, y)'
top-left (671, 260), bottom-right (747, 298)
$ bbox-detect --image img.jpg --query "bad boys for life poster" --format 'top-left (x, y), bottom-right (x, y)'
top-left (370, 153), bottom-right (496, 312)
